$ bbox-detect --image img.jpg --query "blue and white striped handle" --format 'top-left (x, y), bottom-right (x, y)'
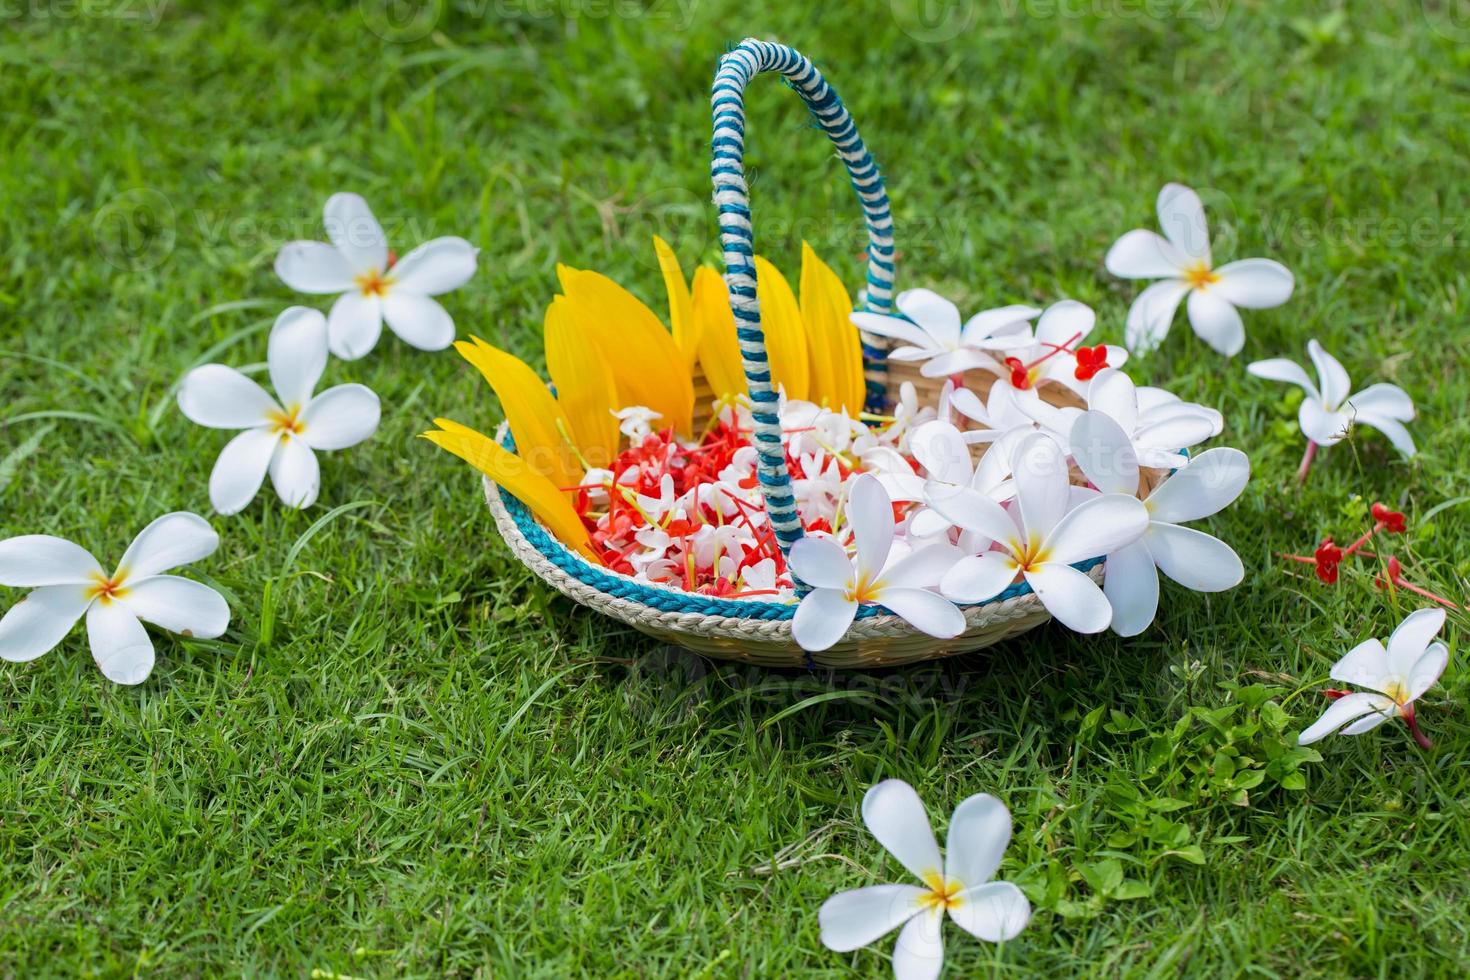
top-left (710, 38), bottom-right (896, 566)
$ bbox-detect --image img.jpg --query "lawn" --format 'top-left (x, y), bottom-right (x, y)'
top-left (3, 0), bottom-right (1470, 975)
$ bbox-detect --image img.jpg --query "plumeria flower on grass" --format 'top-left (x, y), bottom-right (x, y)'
top-left (932, 432), bottom-right (1149, 634)
top-left (275, 192), bottom-right (478, 359)
top-left (788, 474), bottom-right (965, 652)
top-left (852, 288), bottom-right (1038, 380)
top-left (0, 513), bottom-right (229, 685)
top-left (820, 779), bottom-right (1030, 979)
top-left (1071, 411), bottom-right (1250, 636)
top-left (179, 306), bottom-right (381, 515)
top-left (1106, 182), bottom-right (1294, 356)
top-left (1247, 339), bottom-right (1416, 483)
top-left (1300, 608), bottom-right (1448, 749)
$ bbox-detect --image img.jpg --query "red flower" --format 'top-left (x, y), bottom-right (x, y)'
top-left (1374, 555), bottom-right (1405, 590)
top-left (1370, 502), bottom-right (1407, 534)
top-left (1314, 538), bottom-right (1343, 584)
top-left (1004, 356), bottom-right (1031, 390)
top-left (1073, 344), bottom-right (1109, 381)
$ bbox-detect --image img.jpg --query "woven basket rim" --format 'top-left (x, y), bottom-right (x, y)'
top-left (487, 422), bottom-right (1112, 629)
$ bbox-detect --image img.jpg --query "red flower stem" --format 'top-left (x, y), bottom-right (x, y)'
top-left (1278, 553), bottom-right (1316, 564)
top-left (1340, 522), bottom-right (1385, 558)
top-left (1397, 579), bottom-right (1461, 610)
top-left (1402, 707), bottom-right (1434, 749)
top-left (1024, 331), bottom-right (1083, 371)
top-left (950, 373), bottom-right (965, 389)
top-left (1295, 440), bottom-right (1318, 484)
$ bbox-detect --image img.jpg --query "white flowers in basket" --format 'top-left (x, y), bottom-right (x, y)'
top-left (790, 294), bottom-right (1250, 653)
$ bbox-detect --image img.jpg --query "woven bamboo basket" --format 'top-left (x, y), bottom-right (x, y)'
top-left (482, 38), bottom-right (1164, 668)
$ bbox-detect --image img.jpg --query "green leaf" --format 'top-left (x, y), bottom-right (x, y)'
top-left (1164, 845), bottom-right (1207, 866)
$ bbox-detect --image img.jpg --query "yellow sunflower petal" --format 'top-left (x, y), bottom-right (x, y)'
top-left (544, 295), bottom-right (621, 471)
top-left (422, 419), bottom-right (599, 563)
top-left (555, 264), bottom-right (694, 437)
top-left (753, 255), bottom-right (809, 402)
top-left (455, 338), bottom-right (582, 491)
top-left (800, 241), bottom-right (864, 414)
top-left (653, 235), bottom-right (701, 372)
top-left (692, 265), bottom-right (746, 401)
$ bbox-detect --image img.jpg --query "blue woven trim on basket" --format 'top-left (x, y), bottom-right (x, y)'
top-left (495, 430), bottom-right (1105, 620)
top-left (711, 39), bottom-right (897, 563)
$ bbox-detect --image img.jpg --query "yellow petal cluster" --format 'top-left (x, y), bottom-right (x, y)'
top-left (426, 237), bottom-right (866, 558)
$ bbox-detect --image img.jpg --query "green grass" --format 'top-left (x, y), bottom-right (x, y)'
top-left (4, 1), bottom-right (1470, 975)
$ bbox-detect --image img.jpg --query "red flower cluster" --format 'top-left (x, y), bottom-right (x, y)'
top-left (1280, 502), bottom-right (1460, 609)
top-left (569, 419), bottom-right (858, 596)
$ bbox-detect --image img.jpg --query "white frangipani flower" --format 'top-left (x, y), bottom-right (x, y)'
top-left (852, 289), bottom-right (1038, 379)
top-left (274, 192), bottom-right (478, 359)
top-left (0, 513), bottom-right (229, 685)
top-left (178, 307), bottom-right (382, 515)
top-left (820, 780), bottom-right (1030, 979)
top-left (1299, 608), bottom-right (1448, 748)
top-left (1035, 368), bottom-right (1222, 471)
top-left (787, 475), bottom-right (965, 652)
top-left (1070, 411), bottom-right (1249, 636)
top-left (1106, 182), bottom-right (1294, 356)
top-left (613, 405), bottom-right (663, 442)
top-left (906, 421), bottom-right (1019, 539)
top-left (932, 432), bottom-right (1149, 634)
top-left (1247, 339), bottom-right (1416, 457)
top-left (948, 382), bottom-right (1050, 445)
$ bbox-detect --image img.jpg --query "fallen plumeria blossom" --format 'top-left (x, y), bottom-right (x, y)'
top-left (1106, 182), bottom-right (1294, 356)
top-left (1071, 411), bottom-right (1249, 636)
top-left (1299, 608), bottom-right (1448, 748)
top-left (275, 192), bottom-right (478, 358)
top-left (179, 307), bottom-right (382, 514)
top-left (788, 474), bottom-right (965, 652)
top-left (820, 780), bottom-right (1031, 978)
top-left (932, 432), bottom-right (1149, 634)
top-left (1247, 340), bottom-right (1416, 483)
top-left (0, 513), bottom-right (229, 684)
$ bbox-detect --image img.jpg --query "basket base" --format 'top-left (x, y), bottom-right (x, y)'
top-left (624, 606), bottom-right (1058, 668)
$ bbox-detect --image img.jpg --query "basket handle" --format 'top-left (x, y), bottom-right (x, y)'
top-left (710, 38), bottom-right (896, 566)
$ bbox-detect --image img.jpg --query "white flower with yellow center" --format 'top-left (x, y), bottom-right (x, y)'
top-left (820, 780), bottom-right (1031, 979)
top-left (274, 192), bottom-right (478, 359)
top-left (1299, 608), bottom-right (1448, 747)
top-left (178, 307), bottom-right (381, 515)
top-left (787, 474), bottom-right (964, 653)
top-left (931, 432), bottom-right (1149, 634)
top-left (1070, 410), bottom-right (1249, 637)
top-left (1247, 339), bottom-right (1416, 457)
top-left (1106, 183), bottom-right (1294, 356)
top-left (0, 513), bottom-right (229, 685)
